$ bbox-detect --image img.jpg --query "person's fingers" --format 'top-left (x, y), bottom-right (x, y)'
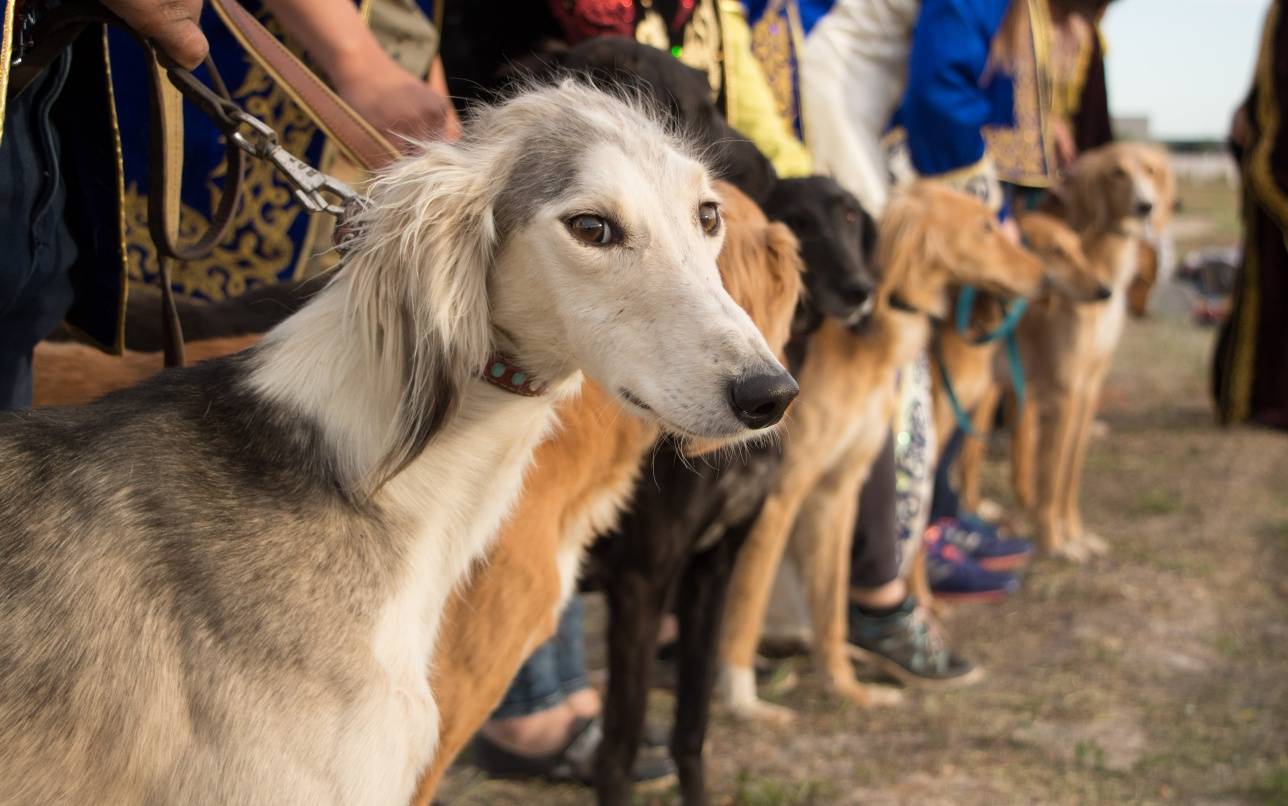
top-left (111, 1), bottom-right (209, 69)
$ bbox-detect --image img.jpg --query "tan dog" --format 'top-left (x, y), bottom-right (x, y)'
top-left (909, 211), bottom-right (1109, 607)
top-left (716, 182), bottom-right (1047, 722)
top-left (409, 182), bottom-right (802, 803)
top-left (1009, 143), bottom-right (1176, 561)
top-left (946, 212), bottom-right (1108, 514)
top-left (32, 336), bottom-right (261, 408)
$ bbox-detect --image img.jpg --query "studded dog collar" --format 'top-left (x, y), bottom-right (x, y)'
top-left (482, 355), bottom-right (546, 396)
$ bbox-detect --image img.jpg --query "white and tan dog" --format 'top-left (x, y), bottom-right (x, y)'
top-left (1014, 142), bottom-right (1176, 560)
top-left (0, 83), bottom-right (795, 806)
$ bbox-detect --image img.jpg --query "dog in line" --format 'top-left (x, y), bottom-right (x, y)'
top-left (409, 180), bottom-right (803, 804)
top-left (947, 212), bottom-right (1108, 516)
top-left (563, 37), bottom-right (778, 204)
top-left (716, 182), bottom-right (1048, 722)
top-left (585, 176), bottom-right (879, 805)
top-left (1010, 142), bottom-right (1177, 560)
top-left (0, 83), bottom-right (794, 805)
top-left (931, 211), bottom-right (1111, 461)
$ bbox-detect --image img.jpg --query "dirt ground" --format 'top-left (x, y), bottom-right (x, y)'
top-left (439, 177), bottom-right (1288, 805)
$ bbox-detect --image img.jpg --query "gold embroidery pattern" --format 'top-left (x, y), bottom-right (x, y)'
top-left (0, 0), bottom-right (15, 141)
top-left (635, 0), bottom-right (724, 104)
top-left (983, 0), bottom-right (1056, 188)
top-left (122, 27), bottom-right (322, 300)
top-left (749, 5), bottom-right (797, 132)
top-left (1226, 0), bottom-right (1283, 423)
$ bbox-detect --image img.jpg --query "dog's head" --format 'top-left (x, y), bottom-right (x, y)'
top-left (763, 176), bottom-right (878, 329)
top-left (876, 183), bottom-right (1045, 318)
top-left (1018, 212), bottom-right (1109, 302)
top-left (1058, 142), bottom-right (1174, 236)
top-left (563, 37), bottom-right (778, 203)
top-left (347, 81), bottom-right (796, 454)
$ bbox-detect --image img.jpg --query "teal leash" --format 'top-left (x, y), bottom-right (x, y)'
top-left (936, 286), bottom-right (1029, 436)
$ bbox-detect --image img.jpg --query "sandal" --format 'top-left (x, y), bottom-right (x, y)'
top-left (470, 716), bottom-right (676, 787)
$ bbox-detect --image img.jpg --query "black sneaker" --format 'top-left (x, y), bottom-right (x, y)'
top-left (846, 597), bottom-right (984, 688)
top-left (470, 716), bottom-right (676, 789)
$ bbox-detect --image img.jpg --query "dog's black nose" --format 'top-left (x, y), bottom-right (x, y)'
top-left (1135, 200), bottom-right (1154, 217)
top-left (838, 277), bottom-right (876, 308)
top-left (1094, 285), bottom-right (1113, 301)
top-left (728, 370), bottom-right (799, 429)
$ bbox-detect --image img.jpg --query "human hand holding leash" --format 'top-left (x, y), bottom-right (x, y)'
top-left (101, 0), bottom-right (208, 68)
top-left (331, 52), bottom-right (459, 145)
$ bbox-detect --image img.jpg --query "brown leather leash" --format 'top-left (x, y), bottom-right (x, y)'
top-left (9, 0), bottom-right (400, 366)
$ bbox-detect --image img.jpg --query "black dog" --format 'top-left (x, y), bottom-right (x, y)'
top-left (563, 37), bottom-right (778, 204)
top-left (586, 177), bottom-right (879, 806)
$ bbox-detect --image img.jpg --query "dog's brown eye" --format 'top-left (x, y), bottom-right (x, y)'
top-left (699, 202), bottom-right (721, 235)
top-left (844, 209), bottom-right (860, 225)
top-left (567, 214), bottom-right (616, 246)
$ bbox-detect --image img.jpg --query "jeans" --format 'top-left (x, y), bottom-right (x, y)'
top-left (490, 596), bottom-right (589, 720)
top-left (0, 53), bottom-right (78, 410)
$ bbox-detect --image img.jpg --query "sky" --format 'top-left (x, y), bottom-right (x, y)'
top-left (1102, 0), bottom-right (1270, 140)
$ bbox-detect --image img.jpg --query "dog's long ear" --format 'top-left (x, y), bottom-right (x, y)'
top-left (876, 186), bottom-right (950, 314)
top-left (756, 221), bottom-right (805, 357)
top-left (342, 143), bottom-right (496, 491)
top-left (875, 189), bottom-right (928, 295)
top-left (1059, 156), bottom-right (1110, 237)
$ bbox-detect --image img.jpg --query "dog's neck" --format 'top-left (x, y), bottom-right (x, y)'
top-left (1085, 223), bottom-right (1144, 296)
top-left (246, 279), bottom-right (580, 495)
top-left (865, 298), bottom-right (934, 372)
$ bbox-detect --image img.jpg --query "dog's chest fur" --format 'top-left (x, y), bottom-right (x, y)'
top-left (1080, 233), bottom-right (1140, 367)
top-left (788, 315), bottom-right (928, 470)
top-left (331, 383), bottom-right (564, 804)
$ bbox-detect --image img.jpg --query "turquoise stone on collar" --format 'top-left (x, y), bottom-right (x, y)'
top-left (483, 355), bottom-right (545, 397)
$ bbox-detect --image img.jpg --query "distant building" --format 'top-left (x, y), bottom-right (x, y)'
top-left (1114, 115), bottom-right (1152, 141)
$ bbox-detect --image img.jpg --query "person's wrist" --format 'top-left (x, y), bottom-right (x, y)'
top-left (324, 36), bottom-right (396, 93)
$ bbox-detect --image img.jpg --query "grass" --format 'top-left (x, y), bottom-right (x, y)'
top-left (1134, 486), bottom-right (1183, 516)
top-left (1255, 763), bottom-right (1288, 805)
top-left (1174, 178), bottom-right (1242, 253)
top-left (732, 774), bottom-right (837, 806)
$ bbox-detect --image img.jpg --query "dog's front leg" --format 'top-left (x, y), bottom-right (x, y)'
top-left (792, 463), bottom-right (902, 709)
top-left (597, 562), bottom-right (673, 806)
top-left (717, 485), bottom-right (811, 724)
top-left (1035, 390), bottom-right (1086, 561)
top-left (959, 381), bottom-right (1003, 513)
top-left (1012, 392), bottom-right (1039, 513)
top-left (671, 525), bottom-right (748, 806)
top-left (1061, 372), bottom-right (1111, 556)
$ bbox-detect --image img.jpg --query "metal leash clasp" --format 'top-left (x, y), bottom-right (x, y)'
top-left (164, 64), bottom-right (371, 251)
top-left (227, 111), bottom-right (358, 217)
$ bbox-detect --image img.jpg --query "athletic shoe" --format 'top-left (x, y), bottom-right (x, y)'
top-left (924, 522), bottom-right (1021, 603)
top-left (846, 597), bottom-right (984, 688)
top-left (937, 514), bottom-right (1034, 572)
